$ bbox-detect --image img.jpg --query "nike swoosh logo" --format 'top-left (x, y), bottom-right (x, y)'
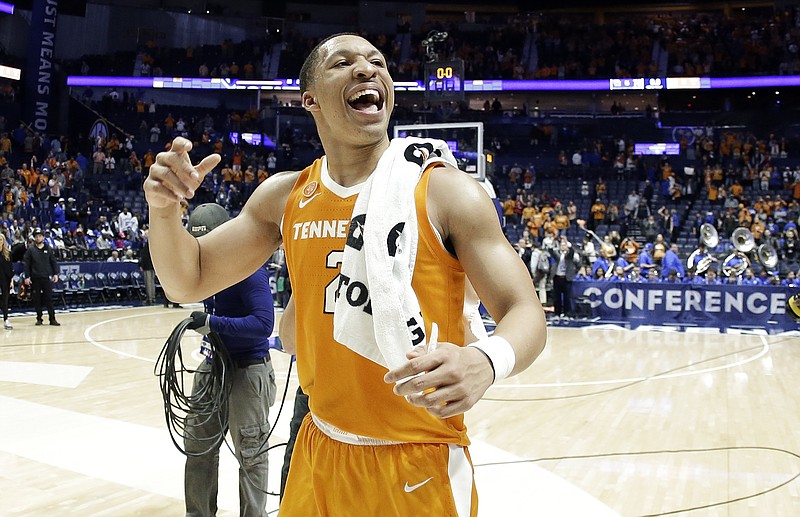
top-left (298, 193), bottom-right (322, 208)
top-left (404, 477), bottom-right (433, 493)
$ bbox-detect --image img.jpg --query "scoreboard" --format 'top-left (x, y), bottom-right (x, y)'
top-left (424, 59), bottom-right (464, 101)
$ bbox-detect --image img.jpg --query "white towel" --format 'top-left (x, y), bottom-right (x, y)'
top-left (332, 137), bottom-right (458, 370)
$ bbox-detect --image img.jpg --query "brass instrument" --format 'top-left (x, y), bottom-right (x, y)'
top-left (722, 227), bottom-right (754, 278)
top-left (578, 225), bottom-right (617, 259)
top-left (699, 223), bottom-right (719, 248)
top-left (686, 223), bottom-right (719, 275)
top-left (756, 244), bottom-right (778, 271)
top-left (721, 251), bottom-right (750, 278)
top-left (578, 223), bottom-right (616, 278)
top-left (653, 241), bottom-right (666, 262)
top-left (731, 227), bottom-right (755, 253)
top-left (721, 227), bottom-right (779, 277)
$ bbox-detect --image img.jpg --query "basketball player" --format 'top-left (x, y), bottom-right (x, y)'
top-left (145, 33), bottom-right (546, 516)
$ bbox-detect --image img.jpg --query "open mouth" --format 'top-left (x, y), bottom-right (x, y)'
top-left (346, 89), bottom-right (384, 113)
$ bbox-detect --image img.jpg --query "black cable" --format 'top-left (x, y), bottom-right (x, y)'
top-left (154, 317), bottom-right (233, 456)
top-left (473, 446), bottom-right (800, 516)
top-left (154, 317), bottom-right (296, 498)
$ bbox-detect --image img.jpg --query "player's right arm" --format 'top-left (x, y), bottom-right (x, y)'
top-left (144, 137), bottom-right (298, 302)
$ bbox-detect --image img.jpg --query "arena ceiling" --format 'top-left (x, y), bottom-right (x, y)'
top-left (12, 0), bottom-right (787, 18)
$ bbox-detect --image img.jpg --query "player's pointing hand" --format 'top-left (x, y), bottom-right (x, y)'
top-left (144, 137), bottom-right (221, 209)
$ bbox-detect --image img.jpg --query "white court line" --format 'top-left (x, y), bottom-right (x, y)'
top-left (75, 309), bottom-right (620, 515)
top-left (84, 311), bottom-right (297, 382)
top-left (84, 311), bottom-right (167, 363)
top-left (1, 394), bottom-right (618, 516)
top-left (87, 311), bottom-right (772, 389)
top-left (491, 335), bottom-right (770, 389)
top-left (0, 394), bottom-right (280, 513)
top-left (76, 314), bottom-right (618, 517)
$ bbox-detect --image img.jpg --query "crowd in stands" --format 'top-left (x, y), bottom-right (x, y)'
top-left (0, 110), bottom-right (309, 266)
top-left (2, 6), bottom-right (800, 318)
top-left (5, 91), bottom-right (800, 291)
top-left (0, 122), bottom-right (148, 261)
top-left (62, 8), bottom-right (800, 83)
top-left (500, 127), bottom-right (800, 298)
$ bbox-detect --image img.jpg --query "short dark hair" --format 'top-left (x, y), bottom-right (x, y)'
top-left (299, 32), bottom-right (359, 94)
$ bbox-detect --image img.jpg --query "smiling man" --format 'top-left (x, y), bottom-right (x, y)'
top-left (145, 33), bottom-right (546, 516)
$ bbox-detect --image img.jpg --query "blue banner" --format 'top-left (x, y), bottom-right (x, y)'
top-left (14, 261), bottom-right (279, 295)
top-left (571, 281), bottom-right (797, 331)
top-left (14, 261), bottom-right (139, 276)
top-left (24, 0), bottom-right (59, 133)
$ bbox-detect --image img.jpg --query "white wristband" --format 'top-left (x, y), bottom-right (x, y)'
top-left (468, 335), bottom-right (516, 383)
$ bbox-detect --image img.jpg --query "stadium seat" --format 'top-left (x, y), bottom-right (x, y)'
top-left (52, 277), bottom-right (68, 309)
top-left (130, 271), bottom-right (146, 301)
top-left (67, 273), bottom-right (92, 306)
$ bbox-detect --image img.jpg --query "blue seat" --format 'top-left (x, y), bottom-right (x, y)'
top-left (51, 276), bottom-right (68, 308)
top-left (84, 273), bottom-right (106, 304)
top-left (67, 273), bottom-right (91, 306)
top-left (108, 272), bottom-right (131, 300)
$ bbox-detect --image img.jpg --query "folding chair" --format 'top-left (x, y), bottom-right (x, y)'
top-left (96, 272), bottom-right (120, 303)
top-left (68, 273), bottom-right (92, 306)
top-left (108, 272), bottom-right (130, 301)
top-left (129, 271), bottom-right (146, 301)
top-left (52, 276), bottom-right (68, 309)
top-left (84, 273), bottom-right (106, 304)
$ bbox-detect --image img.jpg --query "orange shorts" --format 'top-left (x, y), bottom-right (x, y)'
top-left (279, 413), bottom-right (478, 517)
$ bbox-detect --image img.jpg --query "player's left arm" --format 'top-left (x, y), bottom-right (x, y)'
top-left (434, 166), bottom-right (547, 375)
top-left (386, 166), bottom-right (546, 418)
top-left (278, 296), bottom-right (296, 355)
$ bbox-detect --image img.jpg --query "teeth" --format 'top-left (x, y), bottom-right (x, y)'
top-left (347, 89), bottom-right (380, 103)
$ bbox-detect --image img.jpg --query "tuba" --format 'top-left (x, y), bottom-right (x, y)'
top-left (722, 227), bottom-right (754, 278)
top-left (731, 227), bottom-right (755, 253)
top-left (577, 221), bottom-right (616, 278)
top-left (756, 244), bottom-right (778, 271)
top-left (699, 223), bottom-right (719, 249)
top-left (687, 223), bottom-right (719, 275)
top-left (577, 220), bottom-right (617, 258)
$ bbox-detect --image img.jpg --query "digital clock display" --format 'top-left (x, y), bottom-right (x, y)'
top-left (425, 59), bottom-right (464, 101)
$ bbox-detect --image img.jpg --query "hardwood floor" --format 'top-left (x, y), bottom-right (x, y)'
top-left (1, 306), bottom-right (798, 516)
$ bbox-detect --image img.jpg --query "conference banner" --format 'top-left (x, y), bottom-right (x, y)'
top-left (24, 0), bottom-right (59, 133)
top-left (571, 281), bottom-right (798, 331)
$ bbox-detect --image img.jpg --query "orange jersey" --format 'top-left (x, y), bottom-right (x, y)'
top-left (282, 157), bottom-right (468, 446)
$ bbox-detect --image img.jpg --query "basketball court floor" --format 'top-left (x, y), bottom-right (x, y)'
top-left (2, 305), bottom-right (799, 516)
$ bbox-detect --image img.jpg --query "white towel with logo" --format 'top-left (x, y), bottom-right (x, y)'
top-left (332, 137), bottom-right (458, 370)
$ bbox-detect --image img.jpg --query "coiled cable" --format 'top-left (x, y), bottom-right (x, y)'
top-left (154, 317), bottom-right (296, 499)
top-left (154, 317), bottom-right (233, 456)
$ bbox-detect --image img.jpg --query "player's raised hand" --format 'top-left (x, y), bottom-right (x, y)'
top-left (144, 137), bottom-right (221, 209)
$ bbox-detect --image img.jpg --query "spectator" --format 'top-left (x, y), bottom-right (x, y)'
top-left (0, 237), bottom-right (13, 329)
top-left (23, 228), bottom-right (60, 326)
top-left (92, 148), bottom-right (106, 175)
